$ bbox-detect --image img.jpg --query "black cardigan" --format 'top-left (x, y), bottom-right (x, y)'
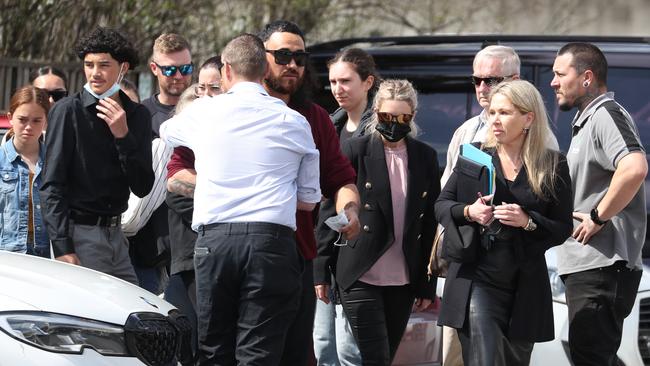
top-left (435, 148), bottom-right (573, 341)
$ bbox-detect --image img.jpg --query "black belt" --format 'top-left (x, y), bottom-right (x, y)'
top-left (71, 212), bottom-right (121, 227)
top-left (199, 222), bottom-right (294, 237)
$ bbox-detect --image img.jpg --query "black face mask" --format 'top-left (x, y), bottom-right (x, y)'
top-left (375, 121), bottom-right (411, 142)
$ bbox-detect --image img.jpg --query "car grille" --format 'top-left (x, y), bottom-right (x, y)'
top-left (124, 312), bottom-right (180, 366)
top-left (639, 297), bottom-right (650, 364)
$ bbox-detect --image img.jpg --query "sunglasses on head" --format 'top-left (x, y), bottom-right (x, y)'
top-left (155, 62), bottom-right (194, 77)
top-left (471, 75), bottom-right (514, 87)
top-left (266, 49), bottom-right (309, 67)
top-left (377, 112), bottom-right (413, 124)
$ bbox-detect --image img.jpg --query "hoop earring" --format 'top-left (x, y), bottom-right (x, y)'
top-left (583, 81), bottom-right (589, 87)
top-left (523, 127), bottom-right (530, 134)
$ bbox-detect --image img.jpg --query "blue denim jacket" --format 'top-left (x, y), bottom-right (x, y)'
top-left (0, 138), bottom-right (49, 257)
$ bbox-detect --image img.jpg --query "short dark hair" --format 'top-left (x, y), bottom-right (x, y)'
top-left (258, 20), bottom-right (305, 42)
top-left (221, 33), bottom-right (267, 80)
top-left (200, 55), bottom-right (223, 71)
top-left (75, 27), bottom-right (139, 68)
top-left (558, 42), bottom-right (608, 86)
top-left (29, 66), bottom-right (68, 86)
top-left (327, 48), bottom-right (381, 92)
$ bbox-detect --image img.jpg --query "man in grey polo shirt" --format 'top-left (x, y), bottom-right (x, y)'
top-left (551, 42), bottom-right (647, 365)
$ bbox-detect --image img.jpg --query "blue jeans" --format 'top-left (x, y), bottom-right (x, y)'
top-left (313, 289), bottom-right (362, 366)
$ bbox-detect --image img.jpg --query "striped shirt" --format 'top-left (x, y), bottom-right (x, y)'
top-left (121, 138), bottom-right (173, 236)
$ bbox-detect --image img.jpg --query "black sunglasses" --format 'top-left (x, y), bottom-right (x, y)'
top-left (471, 75), bottom-right (514, 87)
top-left (155, 62), bottom-right (194, 77)
top-left (37, 88), bottom-right (67, 102)
top-left (266, 49), bottom-right (310, 67)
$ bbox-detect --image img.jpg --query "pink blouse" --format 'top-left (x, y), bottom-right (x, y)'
top-left (359, 143), bottom-right (410, 286)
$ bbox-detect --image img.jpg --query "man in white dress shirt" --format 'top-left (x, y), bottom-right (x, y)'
top-left (160, 33), bottom-right (321, 366)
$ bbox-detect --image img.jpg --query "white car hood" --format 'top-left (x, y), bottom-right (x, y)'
top-left (0, 252), bottom-right (175, 325)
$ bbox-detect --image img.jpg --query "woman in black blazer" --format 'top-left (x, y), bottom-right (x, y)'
top-left (435, 80), bottom-right (573, 366)
top-left (319, 79), bottom-right (439, 365)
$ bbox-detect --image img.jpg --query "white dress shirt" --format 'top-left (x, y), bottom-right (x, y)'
top-left (160, 81), bottom-right (321, 230)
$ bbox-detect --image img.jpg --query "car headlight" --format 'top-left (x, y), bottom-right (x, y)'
top-left (548, 267), bottom-right (567, 303)
top-left (0, 312), bottom-right (128, 355)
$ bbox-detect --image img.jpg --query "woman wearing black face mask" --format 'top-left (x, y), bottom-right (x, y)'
top-left (327, 79), bottom-right (440, 365)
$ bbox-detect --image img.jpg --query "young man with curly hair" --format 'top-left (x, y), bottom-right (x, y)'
top-left (40, 27), bottom-right (154, 284)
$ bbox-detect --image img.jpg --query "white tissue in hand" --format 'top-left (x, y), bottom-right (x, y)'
top-left (325, 210), bottom-right (349, 232)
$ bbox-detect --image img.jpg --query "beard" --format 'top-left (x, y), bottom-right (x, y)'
top-left (558, 101), bottom-right (573, 111)
top-left (161, 79), bottom-right (190, 97)
top-left (264, 70), bottom-right (303, 96)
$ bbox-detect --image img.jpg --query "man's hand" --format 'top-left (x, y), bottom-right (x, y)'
top-left (413, 298), bottom-right (432, 312)
top-left (56, 253), bottom-right (81, 265)
top-left (96, 97), bottom-right (128, 138)
top-left (572, 211), bottom-right (604, 245)
top-left (315, 284), bottom-right (330, 304)
top-left (340, 202), bottom-right (360, 241)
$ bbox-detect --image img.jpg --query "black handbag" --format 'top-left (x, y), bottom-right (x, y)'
top-left (439, 147), bottom-right (491, 263)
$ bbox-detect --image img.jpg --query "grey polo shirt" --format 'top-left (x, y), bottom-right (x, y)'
top-left (558, 92), bottom-right (646, 275)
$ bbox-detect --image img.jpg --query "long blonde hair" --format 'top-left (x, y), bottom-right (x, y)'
top-left (484, 80), bottom-right (559, 200)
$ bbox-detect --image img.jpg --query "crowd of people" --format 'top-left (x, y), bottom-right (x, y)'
top-left (0, 19), bottom-right (646, 366)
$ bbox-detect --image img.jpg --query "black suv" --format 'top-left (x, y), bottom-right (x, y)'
top-left (307, 36), bottom-right (650, 365)
top-left (308, 35), bottom-right (650, 247)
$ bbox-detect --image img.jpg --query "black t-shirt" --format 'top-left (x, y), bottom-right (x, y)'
top-left (141, 94), bottom-right (175, 138)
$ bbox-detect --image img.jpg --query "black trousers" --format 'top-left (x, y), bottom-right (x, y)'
top-left (457, 282), bottom-right (533, 366)
top-left (194, 222), bottom-right (303, 366)
top-left (279, 259), bottom-right (316, 366)
top-left (563, 261), bottom-right (642, 366)
top-left (164, 270), bottom-right (198, 360)
top-left (339, 281), bottom-right (414, 366)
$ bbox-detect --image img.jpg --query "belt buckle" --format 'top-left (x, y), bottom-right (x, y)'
top-left (109, 215), bottom-right (120, 227)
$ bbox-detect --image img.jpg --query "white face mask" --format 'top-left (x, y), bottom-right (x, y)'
top-left (84, 63), bottom-right (126, 100)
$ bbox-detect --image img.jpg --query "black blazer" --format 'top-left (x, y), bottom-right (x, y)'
top-left (435, 148), bottom-right (573, 341)
top-left (324, 134), bottom-right (440, 299)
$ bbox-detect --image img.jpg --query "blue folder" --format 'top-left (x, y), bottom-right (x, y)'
top-left (460, 143), bottom-right (495, 194)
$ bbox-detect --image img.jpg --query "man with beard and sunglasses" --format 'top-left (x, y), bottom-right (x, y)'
top-left (127, 33), bottom-right (192, 294)
top-left (258, 20), bottom-right (361, 365)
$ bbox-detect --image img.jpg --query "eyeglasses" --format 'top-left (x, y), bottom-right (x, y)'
top-left (46, 89), bottom-right (68, 102)
top-left (265, 49), bottom-right (310, 67)
top-left (377, 112), bottom-right (413, 124)
top-left (471, 75), bottom-right (514, 87)
top-left (154, 62), bottom-right (194, 77)
top-left (195, 83), bottom-right (221, 97)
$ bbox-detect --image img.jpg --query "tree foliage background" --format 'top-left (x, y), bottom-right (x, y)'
top-left (0, 0), bottom-right (594, 65)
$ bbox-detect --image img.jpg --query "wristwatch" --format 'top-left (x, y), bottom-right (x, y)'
top-left (523, 216), bottom-right (537, 231)
top-left (590, 208), bottom-right (608, 226)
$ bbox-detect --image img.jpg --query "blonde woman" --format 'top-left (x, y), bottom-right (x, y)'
top-left (435, 80), bottom-right (573, 365)
top-left (321, 79), bottom-right (439, 365)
